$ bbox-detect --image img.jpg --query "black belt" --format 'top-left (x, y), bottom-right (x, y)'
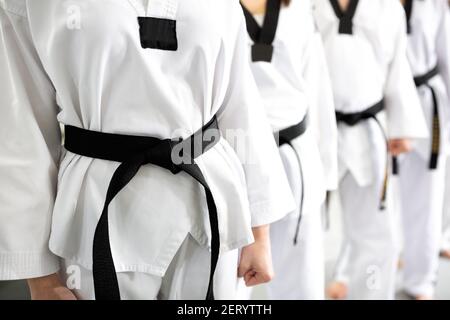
top-left (336, 100), bottom-right (389, 210)
top-left (64, 116), bottom-right (221, 300)
top-left (393, 66), bottom-right (441, 175)
top-left (275, 114), bottom-right (308, 245)
top-left (415, 66), bottom-right (440, 170)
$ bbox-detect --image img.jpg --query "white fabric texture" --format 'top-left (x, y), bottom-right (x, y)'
top-left (59, 234), bottom-right (241, 300)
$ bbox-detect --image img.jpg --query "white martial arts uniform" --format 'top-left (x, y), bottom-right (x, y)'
top-left (242, 0), bottom-right (337, 300)
top-left (441, 1), bottom-right (450, 256)
top-left (0, 0), bottom-right (296, 299)
top-left (397, 0), bottom-right (450, 298)
top-left (313, 0), bottom-right (427, 300)
top-left (442, 160), bottom-right (450, 252)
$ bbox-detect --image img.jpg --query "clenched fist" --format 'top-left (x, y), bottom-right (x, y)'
top-left (238, 225), bottom-right (275, 287)
top-left (388, 138), bottom-right (412, 156)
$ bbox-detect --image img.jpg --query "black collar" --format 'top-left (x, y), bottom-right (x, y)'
top-left (329, 0), bottom-right (360, 35)
top-left (240, 0), bottom-right (282, 62)
top-left (403, 0), bottom-right (413, 34)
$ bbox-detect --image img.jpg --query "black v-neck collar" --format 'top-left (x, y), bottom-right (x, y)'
top-left (403, 0), bottom-right (413, 34)
top-left (240, 0), bottom-right (282, 62)
top-left (329, 0), bottom-right (360, 35)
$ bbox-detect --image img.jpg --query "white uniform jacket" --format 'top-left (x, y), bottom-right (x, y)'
top-left (246, 0), bottom-right (338, 215)
top-left (0, 0), bottom-right (295, 280)
top-left (406, 0), bottom-right (450, 159)
top-left (313, 0), bottom-right (428, 186)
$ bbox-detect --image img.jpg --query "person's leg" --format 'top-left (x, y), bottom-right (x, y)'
top-left (160, 234), bottom-right (240, 300)
top-left (267, 207), bottom-right (325, 300)
top-left (327, 240), bottom-right (350, 300)
top-left (266, 138), bottom-right (325, 300)
top-left (60, 234), bottom-right (240, 300)
top-left (339, 172), bottom-right (399, 300)
top-left (59, 259), bottom-right (162, 300)
top-left (441, 156), bottom-right (450, 258)
top-left (400, 152), bottom-right (445, 299)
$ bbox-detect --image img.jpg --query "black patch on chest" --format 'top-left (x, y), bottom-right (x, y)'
top-left (241, 0), bottom-right (281, 63)
top-left (138, 17), bottom-right (178, 51)
top-left (251, 44), bottom-right (274, 63)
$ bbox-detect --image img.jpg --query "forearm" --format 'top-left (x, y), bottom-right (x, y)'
top-left (27, 273), bottom-right (77, 300)
top-left (251, 225), bottom-right (270, 242)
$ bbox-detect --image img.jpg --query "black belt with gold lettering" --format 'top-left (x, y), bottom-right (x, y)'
top-left (64, 116), bottom-right (220, 300)
top-left (275, 114), bottom-right (309, 245)
top-left (415, 66), bottom-right (440, 170)
top-left (336, 100), bottom-right (390, 210)
top-left (393, 66), bottom-right (441, 175)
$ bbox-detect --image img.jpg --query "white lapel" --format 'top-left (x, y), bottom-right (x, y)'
top-left (127, 0), bottom-right (179, 19)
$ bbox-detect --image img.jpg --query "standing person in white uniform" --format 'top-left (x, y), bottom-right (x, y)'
top-left (441, 0), bottom-right (450, 261)
top-left (240, 0), bottom-right (338, 300)
top-left (313, 0), bottom-right (427, 300)
top-left (397, 0), bottom-right (450, 300)
top-left (0, 0), bottom-right (296, 300)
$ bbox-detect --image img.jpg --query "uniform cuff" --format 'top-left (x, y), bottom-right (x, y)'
top-left (250, 198), bottom-right (295, 227)
top-left (0, 250), bottom-right (60, 281)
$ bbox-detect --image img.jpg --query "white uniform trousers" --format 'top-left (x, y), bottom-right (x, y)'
top-left (337, 171), bottom-right (399, 300)
top-left (267, 207), bottom-right (325, 300)
top-left (266, 139), bottom-right (325, 300)
top-left (399, 151), bottom-right (446, 297)
top-left (59, 235), bottom-right (240, 300)
top-left (332, 240), bottom-right (351, 284)
top-left (442, 156), bottom-right (450, 252)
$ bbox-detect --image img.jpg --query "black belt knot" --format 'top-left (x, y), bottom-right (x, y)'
top-left (138, 139), bottom-right (181, 175)
top-left (336, 101), bottom-right (384, 127)
top-left (64, 116), bottom-right (220, 301)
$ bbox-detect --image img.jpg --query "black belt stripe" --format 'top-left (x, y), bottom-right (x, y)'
top-left (276, 114), bottom-right (309, 245)
top-left (394, 66), bottom-right (441, 174)
top-left (64, 116), bottom-right (221, 300)
top-left (415, 66), bottom-right (440, 170)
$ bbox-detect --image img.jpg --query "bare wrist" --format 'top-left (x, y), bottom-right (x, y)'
top-left (27, 273), bottom-right (62, 290)
top-left (251, 225), bottom-right (270, 242)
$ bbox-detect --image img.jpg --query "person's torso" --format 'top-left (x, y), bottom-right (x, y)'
top-left (244, 1), bottom-right (313, 132)
top-left (313, 0), bottom-right (400, 113)
top-left (405, 0), bottom-right (443, 76)
top-left (26, 0), bottom-right (237, 136)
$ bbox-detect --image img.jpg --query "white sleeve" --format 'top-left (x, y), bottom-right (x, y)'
top-left (302, 31), bottom-right (338, 191)
top-left (217, 4), bottom-right (295, 227)
top-left (0, 3), bottom-right (61, 280)
top-left (384, 3), bottom-right (428, 140)
top-left (436, 1), bottom-right (450, 118)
